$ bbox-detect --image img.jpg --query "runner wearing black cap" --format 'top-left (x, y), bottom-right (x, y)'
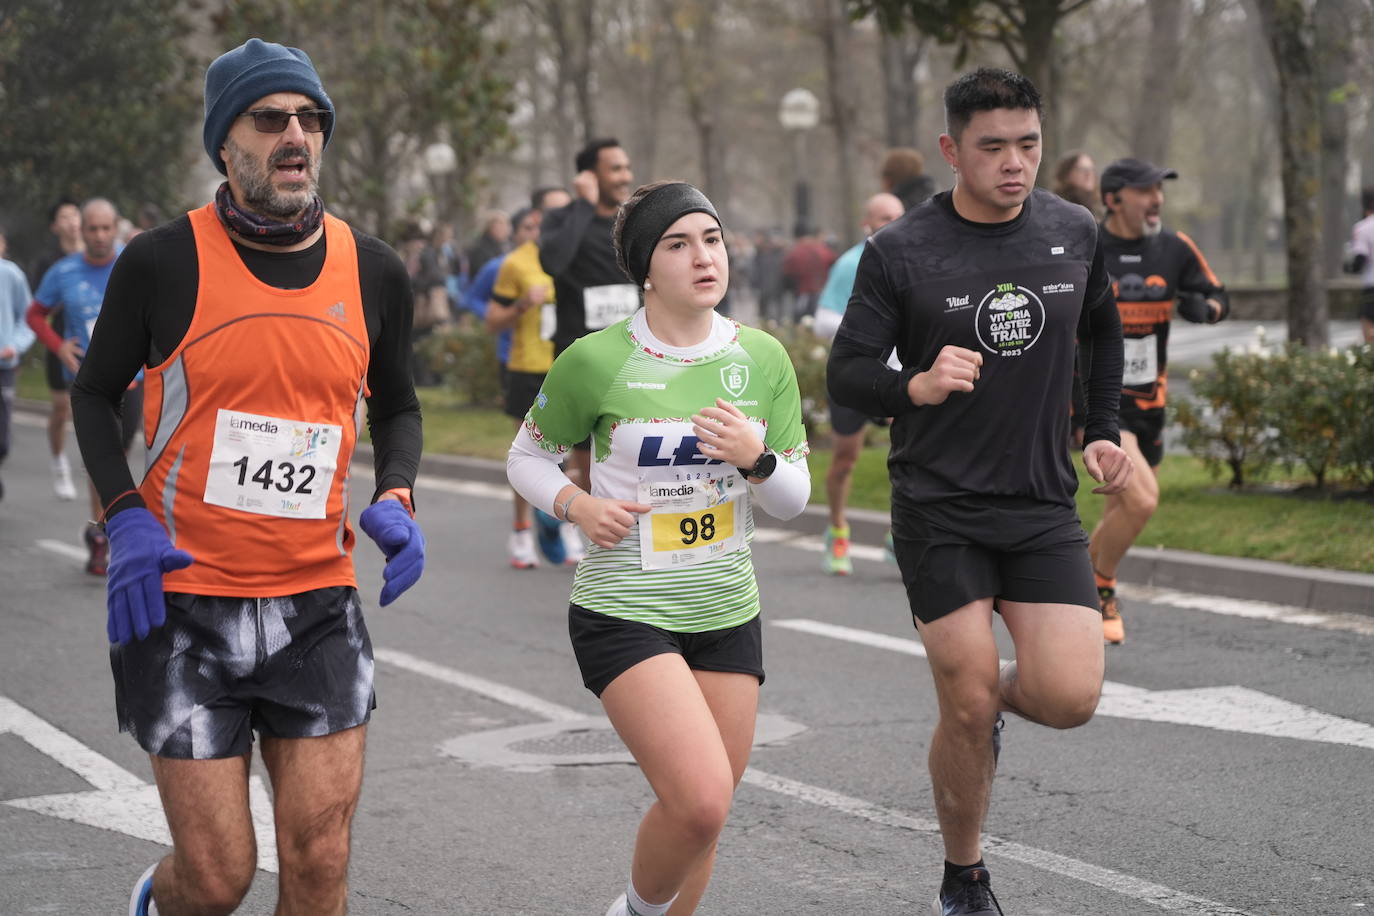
top-left (1090, 157), bottom-right (1229, 644)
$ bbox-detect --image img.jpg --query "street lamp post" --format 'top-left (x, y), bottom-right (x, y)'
top-left (778, 88), bottom-right (820, 239)
top-left (424, 140), bottom-right (457, 228)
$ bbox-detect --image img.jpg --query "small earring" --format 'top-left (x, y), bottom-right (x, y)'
top-left (643, 280), bottom-right (652, 290)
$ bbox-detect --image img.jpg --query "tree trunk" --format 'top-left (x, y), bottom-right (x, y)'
top-left (1315, 0), bottom-right (1353, 279)
top-left (1251, 0), bottom-right (1330, 347)
top-left (1131, 0), bottom-right (1184, 165)
top-left (668, 1), bottom-right (728, 213)
top-left (1005, 1), bottom-right (1067, 176)
top-left (818, 0), bottom-right (860, 244)
top-left (573, 0), bottom-right (598, 141)
top-left (879, 28), bottom-right (926, 149)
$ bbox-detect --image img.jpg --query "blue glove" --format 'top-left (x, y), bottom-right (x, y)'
top-left (359, 499), bottom-right (425, 606)
top-left (104, 507), bottom-right (194, 645)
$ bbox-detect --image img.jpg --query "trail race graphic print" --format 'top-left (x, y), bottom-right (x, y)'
top-left (975, 282), bottom-right (1045, 356)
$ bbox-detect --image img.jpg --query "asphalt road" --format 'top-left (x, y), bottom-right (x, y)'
top-left (2, 414), bottom-right (1371, 915)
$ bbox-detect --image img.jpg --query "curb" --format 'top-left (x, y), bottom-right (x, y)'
top-left (399, 447), bottom-right (1374, 618)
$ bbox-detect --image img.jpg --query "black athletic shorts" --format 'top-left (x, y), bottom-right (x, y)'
top-left (1119, 403), bottom-right (1165, 467)
top-left (503, 369), bottom-right (547, 420)
top-left (1360, 286), bottom-right (1374, 323)
top-left (568, 603), bottom-right (764, 697)
top-left (45, 350), bottom-right (67, 392)
top-left (890, 493), bottom-right (1098, 625)
top-left (828, 402), bottom-right (872, 437)
top-left (110, 585), bottom-right (375, 759)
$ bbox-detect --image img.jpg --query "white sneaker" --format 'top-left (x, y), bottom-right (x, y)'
top-left (508, 528), bottom-right (539, 569)
top-left (559, 522), bottom-right (585, 564)
top-left (128, 863), bottom-right (157, 915)
top-left (52, 455), bottom-right (77, 501)
top-left (603, 894), bottom-right (628, 916)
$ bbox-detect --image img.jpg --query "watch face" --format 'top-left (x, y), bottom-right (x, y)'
top-left (755, 451), bottom-right (778, 478)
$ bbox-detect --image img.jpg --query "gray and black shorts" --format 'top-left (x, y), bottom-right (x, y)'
top-left (110, 585), bottom-right (375, 759)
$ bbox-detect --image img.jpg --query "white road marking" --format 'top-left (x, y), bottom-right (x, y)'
top-left (1119, 583), bottom-right (1374, 636)
top-left (406, 471), bottom-right (1371, 631)
top-left (37, 539), bottom-right (88, 563)
top-left (773, 618), bottom-right (1374, 750)
top-left (742, 770), bottom-right (1255, 916)
top-left (385, 649), bottom-right (1256, 913)
top-left (374, 648), bottom-right (586, 722)
top-left (0, 695), bottom-right (279, 872)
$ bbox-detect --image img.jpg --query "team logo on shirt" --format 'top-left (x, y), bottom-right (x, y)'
top-left (720, 362), bottom-right (749, 398)
top-left (975, 282), bottom-right (1045, 357)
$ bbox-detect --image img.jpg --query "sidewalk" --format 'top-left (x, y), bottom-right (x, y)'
top-left (405, 448), bottom-right (1374, 618)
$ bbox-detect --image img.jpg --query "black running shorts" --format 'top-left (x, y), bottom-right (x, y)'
top-left (568, 603), bottom-right (764, 697)
top-left (890, 494), bottom-right (1099, 625)
top-left (503, 369), bottom-right (547, 420)
top-left (1119, 403), bottom-right (1166, 467)
top-left (44, 350), bottom-right (68, 392)
top-left (110, 585), bottom-right (375, 759)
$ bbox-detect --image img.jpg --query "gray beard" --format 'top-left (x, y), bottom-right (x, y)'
top-left (225, 140), bottom-right (319, 220)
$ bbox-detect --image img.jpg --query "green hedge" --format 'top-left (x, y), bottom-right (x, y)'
top-left (1174, 340), bottom-right (1374, 490)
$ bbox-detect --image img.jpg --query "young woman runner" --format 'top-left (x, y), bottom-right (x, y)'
top-left (507, 180), bottom-right (810, 915)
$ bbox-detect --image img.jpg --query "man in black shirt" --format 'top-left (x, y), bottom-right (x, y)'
top-left (538, 137), bottom-right (635, 485)
top-left (828, 68), bottom-right (1130, 915)
top-left (1089, 158), bottom-right (1229, 645)
top-left (72, 40), bottom-right (424, 916)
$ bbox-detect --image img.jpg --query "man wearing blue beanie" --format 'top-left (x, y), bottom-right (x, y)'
top-left (70, 38), bottom-right (426, 916)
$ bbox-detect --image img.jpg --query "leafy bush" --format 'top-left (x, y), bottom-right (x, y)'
top-left (759, 317), bottom-right (831, 442)
top-left (414, 318), bottom-right (503, 408)
top-left (1173, 348), bottom-right (1279, 488)
top-left (1174, 338), bottom-right (1374, 491)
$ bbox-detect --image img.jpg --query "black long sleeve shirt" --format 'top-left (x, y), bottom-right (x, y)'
top-left (537, 198), bottom-right (624, 353)
top-left (827, 189), bottom-right (1123, 508)
top-left (71, 213), bottom-right (422, 519)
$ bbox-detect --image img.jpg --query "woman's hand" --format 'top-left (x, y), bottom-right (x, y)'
top-left (567, 495), bottom-right (652, 549)
top-left (691, 398), bottom-right (766, 470)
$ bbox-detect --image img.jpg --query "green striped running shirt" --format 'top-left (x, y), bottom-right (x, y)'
top-left (524, 309), bottom-right (809, 632)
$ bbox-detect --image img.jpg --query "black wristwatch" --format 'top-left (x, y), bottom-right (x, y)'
top-left (737, 448), bottom-right (777, 481)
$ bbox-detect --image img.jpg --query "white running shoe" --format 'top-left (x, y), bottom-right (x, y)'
top-left (559, 522), bottom-right (586, 565)
top-left (53, 454), bottom-right (77, 501)
top-left (128, 863), bottom-right (157, 915)
top-left (508, 528), bottom-right (539, 569)
top-left (603, 893), bottom-right (628, 916)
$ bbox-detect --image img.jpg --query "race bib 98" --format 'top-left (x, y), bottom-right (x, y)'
top-left (204, 409), bottom-right (342, 519)
top-left (637, 475), bottom-right (746, 570)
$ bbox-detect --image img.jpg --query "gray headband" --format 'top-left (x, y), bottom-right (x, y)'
top-left (618, 183), bottom-right (721, 288)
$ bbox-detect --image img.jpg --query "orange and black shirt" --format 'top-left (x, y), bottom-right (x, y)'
top-left (71, 206), bottom-right (421, 596)
top-left (1099, 226), bottom-right (1226, 410)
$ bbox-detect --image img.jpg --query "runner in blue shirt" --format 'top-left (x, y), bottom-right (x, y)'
top-left (27, 198), bottom-right (142, 574)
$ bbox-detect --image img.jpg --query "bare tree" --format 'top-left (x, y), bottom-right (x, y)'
top-left (816, 0), bottom-right (862, 243)
top-left (880, 27), bottom-right (930, 148)
top-left (1130, 0), bottom-right (1184, 164)
top-left (542, 0), bottom-right (599, 143)
top-left (1316, 0), bottom-right (1356, 278)
top-left (1249, 0), bottom-right (1329, 347)
top-left (667, 1), bottom-right (730, 209)
top-left (856, 0), bottom-right (1097, 167)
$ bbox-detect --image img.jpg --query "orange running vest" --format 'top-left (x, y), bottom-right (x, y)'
top-left (140, 204), bottom-right (370, 596)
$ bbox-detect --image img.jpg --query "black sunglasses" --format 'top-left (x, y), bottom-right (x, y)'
top-left (238, 108), bottom-right (332, 134)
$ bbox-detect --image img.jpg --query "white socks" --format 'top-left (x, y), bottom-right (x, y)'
top-left (625, 880), bottom-right (677, 916)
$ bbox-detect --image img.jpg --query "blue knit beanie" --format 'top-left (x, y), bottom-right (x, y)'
top-left (203, 39), bottom-right (335, 175)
